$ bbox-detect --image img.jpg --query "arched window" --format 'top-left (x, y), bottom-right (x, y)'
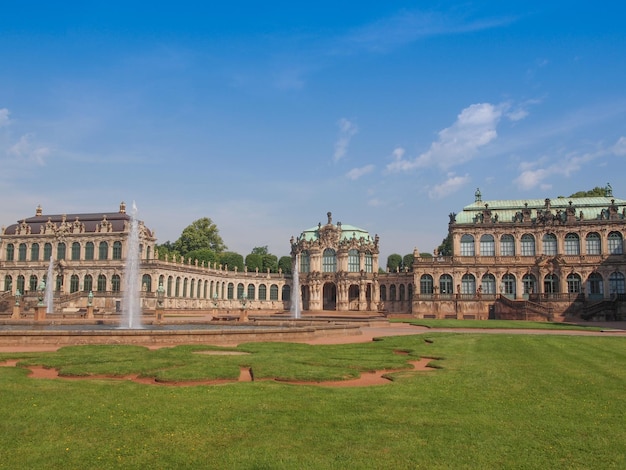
top-left (542, 234), bottom-right (557, 255)
top-left (44, 243), bottom-right (52, 260)
top-left (57, 242), bottom-right (66, 261)
top-left (142, 274), bottom-right (152, 292)
top-left (270, 284), bottom-right (279, 300)
top-left (521, 234), bottom-right (536, 256)
top-left (389, 285), bottom-right (397, 301)
top-left (85, 242), bottom-right (94, 260)
top-left (544, 274), bottom-right (559, 294)
top-left (70, 274), bottom-right (80, 293)
top-left (175, 278), bottom-right (181, 297)
top-left (609, 272), bottom-right (625, 295)
top-left (502, 273), bottom-right (516, 296)
top-left (55, 275), bottom-right (63, 292)
top-left (566, 273), bottom-right (581, 293)
top-left (348, 249), bottom-right (360, 272)
top-left (460, 235), bottom-right (475, 256)
top-left (97, 274), bottom-right (107, 292)
top-left (99, 242), bottom-right (108, 260)
top-left (608, 232), bottom-right (623, 254)
top-left (564, 233), bottom-right (580, 255)
top-left (19, 243), bottom-right (27, 261)
top-left (586, 233), bottom-right (601, 255)
top-left (167, 277), bottom-right (173, 297)
top-left (113, 241), bottom-right (122, 260)
top-left (587, 273), bottom-right (603, 298)
top-left (29, 275), bottom-right (38, 291)
top-left (461, 274), bottom-right (476, 295)
top-left (259, 284), bottom-right (267, 300)
top-left (83, 275), bottom-right (93, 292)
top-left (420, 274), bottom-right (433, 295)
top-left (4, 275), bottom-right (12, 291)
top-left (31, 243), bottom-right (40, 261)
top-left (247, 283), bottom-right (255, 300)
top-left (500, 235), bottom-right (515, 256)
top-left (282, 285), bottom-right (290, 301)
top-left (365, 252), bottom-right (373, 273)
top-left (380, 285), bottom-right (387, 301)
top-left (71, 242), bottom-right (81, 260)
top-left (300, 251), bottom-right (310, 273)
top-left (237, 283), bottom-right (245, 299)
top-left (481, 273), bottom-right (496, 294)
top-left (190, 279), bottom-right (195, 298)
top-left (6, 243), bottom-right (14, 261)
top-left (439, 274), bottom-right (453, 295)
top-left (112, 275), bottom-right (121, 292)
top-left (522, 274), bottom-right (536, 295)
top-left (17, 275), bottom-right (25, 294)
top-left (227, 283), bottom-right (234, 299)
top-left (480, 234), bottom-right (495, 256)
top-left (322, 248), bottom-right (337, 272)
top-left (399, 284), bottom-right (405, 301)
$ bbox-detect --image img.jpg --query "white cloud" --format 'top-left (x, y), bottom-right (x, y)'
top-left (613, 136), bottom-right (626, 156)
top-left (428, 173), bottom-right (470, 199)
top-left (0, 108), bottom-right (9, 127)
top-left (8, 134), bottom-right (50, 165)
top-left (386, 102), bottom-right (505, 172)
top-left (333, 118), bottom-right (358, 161)
top-left (346, 164), bottom-right (374, 180)
top-left (514, 153), bottom-right (596, 190)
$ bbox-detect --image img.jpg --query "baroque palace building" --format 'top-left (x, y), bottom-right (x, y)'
top-left (1, 185), bottom-right (625, 321)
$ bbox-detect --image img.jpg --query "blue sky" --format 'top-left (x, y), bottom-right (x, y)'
top-left (1, 1), bottom-right (626, 261)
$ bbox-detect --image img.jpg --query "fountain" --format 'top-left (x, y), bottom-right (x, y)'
top-left (44, 256), bottom-right (54, 314)
top-left (291, 254), bottom-right (301, 319)
top-left (121, 202), bottom-right (142, 329)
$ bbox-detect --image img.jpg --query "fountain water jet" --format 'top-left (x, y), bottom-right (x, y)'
top-left (121, 202), bottom-right (142, 329)
top-left (291, 254), bottom-right (301, 319)
top-left (44, 256), bottom-right (54, 313)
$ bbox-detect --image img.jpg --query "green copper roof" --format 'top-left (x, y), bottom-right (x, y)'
top-left (300, 224), bottom-right (373, 242)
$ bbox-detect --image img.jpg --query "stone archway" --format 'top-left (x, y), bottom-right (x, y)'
top-left (323, 282), bottom-right (336, 310)
top-left (348, 284), bottom-right (359, 310)
top-left (301, 285), bottom-right (310, 310)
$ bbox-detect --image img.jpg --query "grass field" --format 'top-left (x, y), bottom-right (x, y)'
top-left (391, 318), bottom-right (606, 330)
top-left (1, 332), bottom-right (625, 469)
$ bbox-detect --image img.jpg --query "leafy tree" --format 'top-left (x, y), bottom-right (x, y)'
top-left (245, 253), bottom-right (263, 272)
top-left (403, 253), bottom-right (415, 271)
top-left (219, 252), bottom-right (244, 272)
top-left (568, 187), bottom-right (607, 198)
top-left (437, 234), bottom-right (453, 256)
top-left (155, 241), bottom-right (179, 260)
top-left (173, 217), bottom-right (226, 257)
top-left (419, 252), bottom-right (433, 259)
top-left (251, 246), bottom-right (269, 255)
top-left (186, 248), bottom-right (219, 266)
top-left (278, 256), bottom-right (292, 274)
top-left (262, 254), bottom-right (278, 273)
top-left (387, 253), bottom-right (403, 272)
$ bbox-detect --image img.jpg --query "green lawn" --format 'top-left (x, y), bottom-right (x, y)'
top-left (1, 333), bottom-right (625, 469)
top-left (392, 318), bottom-right (607, 330)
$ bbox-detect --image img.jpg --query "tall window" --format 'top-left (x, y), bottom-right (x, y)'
top-left (227, 283), bottom-right (234, 299)
top-left (380, 285), bottom-right (387, 301)
top-left (17, 275), bottom-right (25, 294)
top-left (542, 234), bottom-right (557, 255)
top-left (97, 274), bottom-right (107, 292)
top-left (522, 274), bottom-right (537, 294)
top-left (365, 253), bottom-right (373, 273)
top-left (566, 273), bottom-right (581, 293)
top-left (183, 278), bottom-right (188, 297)
top-left (460, 235), bottom-right (475, 256)
top-left (282, 285), bottom-right (291, 301)
top-left (420, 275), bottom-right (433, 295)
top-left (608, 232), bottom-right (623, 254)
top-left (4, 275), bottom-right (12, 291)
top-left (237, 283), bottom-right (245, 299)
top-left (300, 251), bottom-right (310, 273)
top-left (461, 274), bottom-right (476, 295)
top-left (44, 243), bottom-right (52, 260)
top-left (57, 242), bottom-right (66, 260)
top-left (113, 241), bottom-right (122, 260)
top-left (99, 242), bottom-right (108, 260)
top-left (270, 284), bottom-right (279, 300)
top-left (439, 274), bottom-right (453, 295)
top-left (389, 285), bottom-right (396, 300)
top-left (112, 275), bottom-right (121, 292)
top-left (19, 243), bottom-right (27, 261)
top-left (83, 275), bottom-right (93, 292)
top-left (502, 273), bottom-right (516, 296)
top-left (609, 272), bottom-right (625, 295)
top-left (259, 284), bottom-right (267, 300)
top-left (70, 274), bottom-right (79, 293)
top-left (29, 275), bottom-right (38, 291)
top-left (586, 233), bottom-right (601, 255)
top-left (30, 243), bottom-right (40, 261)
top-left (564, 233), bottom-right (580, 255)
top-left (247, 283), bottom-right (255, 300)
top-left (479, 234), bottom-right (495, 256)
top-left (142, 274), bottom-right (152, 293)
top-left (322, 248), bottom-right (337, 272)
top-left (348, 249), bottom-right (360, 272)
top-left (500, 235), bottom-right (515, 256)
top-left (521, 234), bottom-right (536, 256)
top-left (85, 242), bottom-right (94, 260)
top-left (587, 273), bottom-right (603, 298)
top-left (544, 274), bottom-right (559, 294)
top-left (6, 244), bottom-right (14, 261)
top-left (71, 242), bottom-right (81, 261)
top-left (481, 274), bottom-right (496, 294)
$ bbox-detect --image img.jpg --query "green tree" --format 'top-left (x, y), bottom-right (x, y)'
top-left (387, 253), bottom-right (402, 272)
top-left (437, 234), bottom-right (453, 256)
top-left (245, 253), bottom-right (263, 272)
top-left (419, 252), bottom-right (433, 259)
top-left (403, 253), bottom-right (415, 271)
top-left (173, 217), bottom-right (226, 257)
top-left (251, 246), bottom-right (269, 255)
top-left (568, 186), bottom-right (607, 198)
top-left (278, 256), bottom-right (292, 274)
top-left (187, 248), bottom-right (219, 266)
top-left (155, 241), bottom-right (178, 260)
top-left (219, 252), bottom-right (244, 272)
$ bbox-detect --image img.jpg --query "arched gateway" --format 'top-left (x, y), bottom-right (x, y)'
top-left (290, 212), bottom-right (380, 312)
